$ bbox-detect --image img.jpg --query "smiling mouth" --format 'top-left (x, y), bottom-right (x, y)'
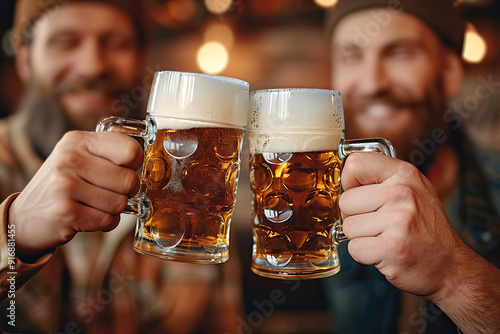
top-left (362, 104), bottom-right (396, 122)
top-left (62, 90), bottom-right (114, 107)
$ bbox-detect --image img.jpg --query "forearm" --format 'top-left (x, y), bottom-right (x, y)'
top-left (432, 242), bottom-right (500, 334)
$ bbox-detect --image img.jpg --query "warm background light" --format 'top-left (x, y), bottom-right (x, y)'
top-left (462, 23), bottom-right (487, 64)
top-left (204, 23), bottom-right (235, 49)
top-left (314, 0), bottom-right (338, 8)
top-left (205, 0), bottom-right (233, 15)
top-left (197, 41), bottom-right (229, 74)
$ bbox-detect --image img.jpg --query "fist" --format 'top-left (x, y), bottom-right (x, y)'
top-left (9, 131), bottom-right (143, 260)
top-left (339, 153), bottom-right (461, 298)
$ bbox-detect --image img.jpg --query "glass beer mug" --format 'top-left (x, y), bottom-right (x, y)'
top-left (249, 88), bottom-right (395, 279)
top-left (96, 71), bottom-right (249, 263)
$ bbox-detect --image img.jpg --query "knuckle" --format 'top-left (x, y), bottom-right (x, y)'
top-left (100, 214), bottom-right (120, 232)
top-left (113, 194), bottom-right (128, 214)
top-left (387, 236), bottom-right (411, 262)
top-left (52, 150), bottom-right (84, 172)
top-left (55, 228), bottom-right (77, 245)
top-left (347, 239), bottom-right (362, 262)
top-left (388, 184), bottom-right (417, 204)
top-left (122, 170), bottom-right (140, 195)
top-left (390, 210), bottom-right (417, 237)
top-left (55, 176), bottom-right (77, 194)
top-left (342, 216), bottom-right (355, 237)
top-left (381, 267), bottom-right (399, 283)
top-left (338, 192), bottom-right (351, 211)
top-left (343, 153), bottom-right (362, 173)
top-left (63, 150), bottom-right (83, 168)
top-left (83, 132), bottom-right (98, 156)
top-left (122, 138), bottom-right (142, 164)
top-left (53, 198), bottom-right (78, 222)
top-left (52, 159), bottom-right (68, 175)
top-left (398, 162), bottom-right (420, 180)
top-left (390, 210), bottom-right (414, 227)
top-left (60, 130), bottom-right (84, 146)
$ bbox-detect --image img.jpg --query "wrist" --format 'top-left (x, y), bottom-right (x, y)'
top-left (427, 238), bottom-right (470, 305)
top-left (6, 194), bottom-right (53, 264)
top-left (429, 240), bottom-right (500, 333)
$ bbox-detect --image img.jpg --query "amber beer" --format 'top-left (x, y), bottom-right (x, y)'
top-left (248, 88), bottom-right (347, 279)
top-left (133, 126), bottom-right (244, 263)
top-left (250, 147), bottom-right (343, 278)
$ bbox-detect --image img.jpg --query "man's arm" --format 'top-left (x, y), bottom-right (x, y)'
top-left (339, 153), bottom-right (500, 334)
top-left (431, 242), bottom-right (500, 334)
top-left (1, 131), bottom-right (142, 296)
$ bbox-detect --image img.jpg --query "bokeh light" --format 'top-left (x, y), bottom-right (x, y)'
top-left (205, 0), bottom-right (233, 15)
top-left (151, 0), bottom-right (198, 29)
top-left (314, 0), bottom-right (338, 8)
top-left (197, 41), bottom-right (229, 74)
top-left (462, 23), bottom-right (487, 64)
top-left (204, 23), bottom-right (235, 49)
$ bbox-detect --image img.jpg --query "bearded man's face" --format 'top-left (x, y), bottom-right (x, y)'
top-left (21, 2), bottom-right (143, 130)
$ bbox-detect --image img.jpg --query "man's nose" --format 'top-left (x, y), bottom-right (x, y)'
top-left (357, 56), bottom-right (390, 97)
top-left (73, 40), bottom-right (108, 79)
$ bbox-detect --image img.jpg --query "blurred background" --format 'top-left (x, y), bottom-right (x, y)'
top-left (1, 0), bottom-right (499, 333)
top-left (1, 0), bottom-right (498, 119)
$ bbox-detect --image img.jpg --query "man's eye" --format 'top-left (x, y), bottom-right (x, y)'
top-left (388, 47), bottom-right (414, 59)
top-left (50, 37), bottom-right (77, 49)
top-left (104, 36), bottom-right (134, 50)
top-left (336, 51), bottom-right (362, 64)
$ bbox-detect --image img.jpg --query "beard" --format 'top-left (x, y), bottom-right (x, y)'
top-left (18, 77), bottom-right (144, 159)
top-left (343, 78), bottom-right (448, 170)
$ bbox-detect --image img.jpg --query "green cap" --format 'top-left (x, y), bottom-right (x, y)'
top-left (325, 0), bottom-right (466, 54)
top-left (12, 0), bottom-right (148, 49)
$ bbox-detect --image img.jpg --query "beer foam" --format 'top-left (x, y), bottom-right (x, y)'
top-left (249, 89), bottom-right (345, 153)
top-left (249, 130), bottom-right (343, 154)
top-left (148, 71), bottom-right (249, 130)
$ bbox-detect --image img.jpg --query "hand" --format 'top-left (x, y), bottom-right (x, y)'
top-left (9, 131), bottom-right (143, 261)
top-left (339, 152), bottom-right (463, 299)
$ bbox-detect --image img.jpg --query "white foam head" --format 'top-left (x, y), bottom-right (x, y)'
top-left (249, 89), bottom-right (344, 153)
top-left (147, 71), bottom-right (249, 130)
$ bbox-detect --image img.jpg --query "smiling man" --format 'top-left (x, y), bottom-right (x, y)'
top-left (14, 1), bottom-right (143, 153)
top-left (0, 0), bottom-right (147, 200)
top-left (0, 1), bottom-right (226, 333)
top-left (323, 0), bottom-right (500, 333)
top-left (329, 1), bottom-right (463, 171)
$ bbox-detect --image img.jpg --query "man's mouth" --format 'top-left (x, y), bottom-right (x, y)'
top-left (61, 90), bottom-right (114, 110)
top-left (360, 104), bottom-right (397, 125)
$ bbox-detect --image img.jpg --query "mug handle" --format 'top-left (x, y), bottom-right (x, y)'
top-left (95, 116), bottom-right (158, 220)
top-left (332, 137), bottom-right (396, 244)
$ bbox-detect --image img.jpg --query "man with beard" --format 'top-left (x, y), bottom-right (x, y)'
top-left (322, 0), bottom-right (500, 333)
top-left (0, 1), bottom-right (230, 333)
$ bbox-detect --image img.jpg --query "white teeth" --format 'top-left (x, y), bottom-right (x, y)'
top-left (365, 105), bottom-right (391, 118)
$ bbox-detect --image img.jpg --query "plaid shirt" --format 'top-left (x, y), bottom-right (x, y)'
top-left (0, 112), bottom-right (243, 333)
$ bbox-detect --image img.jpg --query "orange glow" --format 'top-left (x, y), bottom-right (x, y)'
top-left (463, 23), bottom-right (487, 64)
top-left (314, 0), bottom-right (338, 8)
top-left (205, 0), bottom-right (233, 15)
top-left (204, 23), bottom-right (235, 49)
top-left (197, 42), bottom-right (229, 74)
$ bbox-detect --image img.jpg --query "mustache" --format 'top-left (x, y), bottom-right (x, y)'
top-left (53, 78), bottom-right (127, 97)
top-left (346, 94), bottom-right (424, 112)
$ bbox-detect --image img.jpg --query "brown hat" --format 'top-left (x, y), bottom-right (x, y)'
top-left (325, 0), bottom-right (466, 54)
top-left (12, 0), bottom-right (147, 49)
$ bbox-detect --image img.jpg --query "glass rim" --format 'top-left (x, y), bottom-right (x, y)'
top-left (155, 70), bottom-right (249, 89)
top-left (250, 88), bottom-right (341, 96)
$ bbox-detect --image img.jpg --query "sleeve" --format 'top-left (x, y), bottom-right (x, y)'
top-left (0, 193), bottom-right (53, 301)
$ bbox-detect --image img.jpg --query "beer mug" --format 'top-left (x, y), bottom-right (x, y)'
top-left (249, 89), bottom-right (395, 279)
top-left (96, 71), bottom-right (249, 264)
